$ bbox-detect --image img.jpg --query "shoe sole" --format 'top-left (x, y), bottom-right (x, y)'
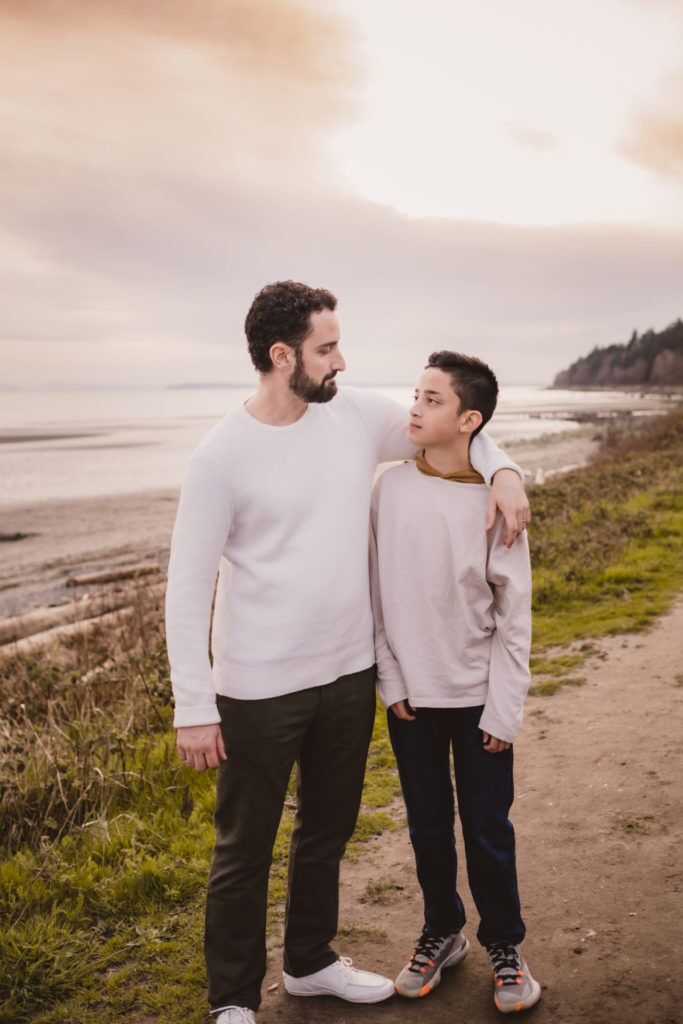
top-left (495, 976), bottom-right (542, 1014)
top-left (283, 979), bottom-right (394, 1003)
top-left (395, 937), bottom-right (471, 999)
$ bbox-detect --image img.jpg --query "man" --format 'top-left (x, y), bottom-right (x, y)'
top-left (165, 281), bottom-right (530, 1024)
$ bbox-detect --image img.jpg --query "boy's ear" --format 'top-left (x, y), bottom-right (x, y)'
top-left (461, 409), bottom-right (483, 434)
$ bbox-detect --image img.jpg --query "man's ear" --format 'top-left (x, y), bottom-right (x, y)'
top-left (270, 342), bottom-right (293, 369)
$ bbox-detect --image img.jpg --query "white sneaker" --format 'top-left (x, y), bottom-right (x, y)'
top-left (283, 955), bottom-right (395, 1003)
top-left (214, 1007), bottom-right (256, 1024)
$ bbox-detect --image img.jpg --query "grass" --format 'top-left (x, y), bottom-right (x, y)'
top-left (527, 408), bottom-right (683, 692)
top-left (1, 407), bottom-right (682, 1023)
top-left (529, 675), bottom-right (586, 697)
top-left (359, 880), bottom-right (404, 905)
top-left (612, 815), bottom-right (655, 836)
top-left (337, 924), bottom-right (388, 942)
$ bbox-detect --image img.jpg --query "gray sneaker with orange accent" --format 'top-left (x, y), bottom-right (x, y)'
top-left (395, 928), bottom-right (469, 998)
top-left (486, 942), bottom-right (541, 1014)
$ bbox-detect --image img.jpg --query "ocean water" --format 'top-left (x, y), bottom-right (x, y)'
top-left (0, 384), bottom-right (667, 507)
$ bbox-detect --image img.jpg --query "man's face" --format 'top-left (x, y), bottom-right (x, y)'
top-left (408, 367), bottom-right (467, 446)
top-left (288, 308), bottom-right (346, 403)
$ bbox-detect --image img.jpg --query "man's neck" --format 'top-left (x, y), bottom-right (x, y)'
top-left (244, 378), bottom-right (308, 426)
top-left (422, 438), bottom-right (472, 476)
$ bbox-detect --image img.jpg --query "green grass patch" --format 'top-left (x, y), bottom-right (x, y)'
top-left (337, 924), bottom-right (388, 942)
top-left (529, 653), bottom-right (587, 677)
top-left (359, 880), bottom-right (405, 905)
top-left (529, 676), bottom-right (586, 697)
top-left (526, 410), bottom-right (683, 691)
top-left (611, 814), bottom-right (655, 836)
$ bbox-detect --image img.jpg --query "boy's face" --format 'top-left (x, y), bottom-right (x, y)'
top-left (409, 366), bottom-right (479, 446)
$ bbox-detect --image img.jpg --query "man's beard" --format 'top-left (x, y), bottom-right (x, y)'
top-left (288, 350), bottom-right (338, 403)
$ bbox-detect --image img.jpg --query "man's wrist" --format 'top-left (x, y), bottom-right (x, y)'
top-left (173, 702), bottom-right (220, 728)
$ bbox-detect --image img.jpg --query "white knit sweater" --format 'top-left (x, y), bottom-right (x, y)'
top-left (165, 387), bottom-right (520, 727)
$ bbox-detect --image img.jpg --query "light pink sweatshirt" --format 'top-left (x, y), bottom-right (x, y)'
top-left (369, 460), bottom-right (532, 743)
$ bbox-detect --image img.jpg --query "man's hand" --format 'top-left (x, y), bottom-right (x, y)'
top-left (177, 724), bottom-right (227, 772)
top-left (482, 731), bottom-right (511, 753)
top-left (390, 699), bottom-right (416, 721)
top-left (486, 468), bottom-right (531, 548)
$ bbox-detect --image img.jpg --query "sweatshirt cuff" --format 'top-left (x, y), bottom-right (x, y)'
top-left (173, 701), bottom-right (221, 728)
top-left (377, 681), bottom-right (410, 710)
top-left (478, 708), bottom-right (519, 745)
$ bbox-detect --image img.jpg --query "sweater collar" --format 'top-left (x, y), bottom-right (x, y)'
top-left (415, 449), bottom-right (485, 484)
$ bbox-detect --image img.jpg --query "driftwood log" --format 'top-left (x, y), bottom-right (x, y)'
top-left (0, 581), bottom-right (166, 653)
top-left (65, 563), bottom-right (162, 587)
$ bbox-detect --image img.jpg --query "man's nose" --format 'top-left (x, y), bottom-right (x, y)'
top-left (333, 349), bottom-right (346, 372)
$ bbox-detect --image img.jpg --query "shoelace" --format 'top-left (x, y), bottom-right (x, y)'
top-left (214, 1007), bottom-right (255, 1024)
top-left (407, 930), bottom-right (448, 974)
top-left (487, 943), bottom-right (524, 987)
top-left (335, 955), bottom-right (359, 973)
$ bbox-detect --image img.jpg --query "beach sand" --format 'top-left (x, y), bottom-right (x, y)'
top-left (0, 489), bottom-right (178, 618)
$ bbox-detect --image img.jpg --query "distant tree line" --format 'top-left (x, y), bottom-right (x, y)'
top-left (553, 319), bottom-right (683, 387)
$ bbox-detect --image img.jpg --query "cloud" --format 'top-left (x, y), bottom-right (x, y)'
top-left (617, 74), bottom-right (683, 182)
top-left (2, 0), bottom-right (359, 87)
top-left (504, 123), bottom-right (560, 152)
top-left (0, 0), bottom-right (681, 387)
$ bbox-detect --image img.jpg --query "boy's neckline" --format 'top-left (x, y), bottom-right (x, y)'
top-left (416, 449), bottom-right (485, 484)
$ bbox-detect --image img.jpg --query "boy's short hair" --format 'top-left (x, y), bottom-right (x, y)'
top-left (245, 280), bottom-right (337, 373)
top-left (426, 351), bottom-right (498, 437)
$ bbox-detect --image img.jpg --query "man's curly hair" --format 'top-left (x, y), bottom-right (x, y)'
top-left (245, 280), bottom-right (338, 373)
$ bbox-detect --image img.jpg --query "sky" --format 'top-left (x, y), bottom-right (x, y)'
top-left (1, 0), bottom-right (682, 388)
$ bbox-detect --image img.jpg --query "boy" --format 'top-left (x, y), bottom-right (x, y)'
top-left (369, 351), bottom-right (541, 1014)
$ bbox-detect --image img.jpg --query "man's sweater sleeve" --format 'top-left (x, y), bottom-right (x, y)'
top-left (479, 516), bottom-right (532, 743)
top-left (369, 497), bottom-right (409, 708)
top-left (469, 430), bottom-right (524, 487)
top-left (165, 451), bottom-right (232, 728)
top-left (346, 386), bottom-right (523, 482)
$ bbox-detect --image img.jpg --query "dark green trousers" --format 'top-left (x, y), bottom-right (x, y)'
top-left (205, 666), bottom-right (377, 1013)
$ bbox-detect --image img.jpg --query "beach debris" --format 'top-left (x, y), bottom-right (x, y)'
top-left (66, 562), bottom-right (162, 586)
top-left (0, 583), bottom-right (164, 645)
top-left (0, 582), bottom-right (166, 657)
top-left (267, 983), bottom-right (279, 992)
top-left (0, 598), bottom-right (122, 645)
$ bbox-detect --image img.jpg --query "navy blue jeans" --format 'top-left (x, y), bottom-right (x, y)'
top-left (388, 704), bottom-right (525, 947)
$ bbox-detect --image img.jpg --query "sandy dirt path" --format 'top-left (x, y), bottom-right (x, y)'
top-left (258, 600), bottom-right (683, 1024)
